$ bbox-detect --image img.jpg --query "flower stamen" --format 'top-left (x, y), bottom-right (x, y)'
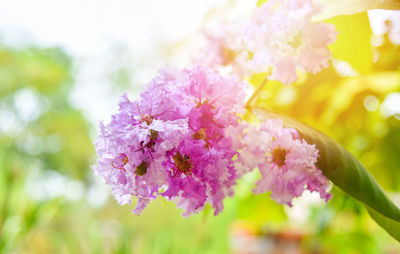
top-left (170, 151), bottom-right (193, 178)
top-left (111, 154), bottom-right (129, 172)
top-left (137, 104), bottom-right (154, 125)
top-left (272, 147), bottom-right (287, 168)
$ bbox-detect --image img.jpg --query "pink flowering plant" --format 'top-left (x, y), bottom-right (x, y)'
top-left (94, 0), bottom-right (400, 242)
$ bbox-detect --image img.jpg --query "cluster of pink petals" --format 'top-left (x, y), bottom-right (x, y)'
top-left (94, 1), bottom-right (335, 216)
top-left (246, 0), bottom-right (337, 84)
top-left (94, 66), bottom-right (247, 216)
top-left (236, 119), bottom-right (331, 206)
top-left (94, 67), bottom-right (332, 214)
top-left (197, 0), bottom-right (337, 84)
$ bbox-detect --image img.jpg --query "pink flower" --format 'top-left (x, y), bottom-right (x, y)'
top-left (94, 93), bottom-right (190, 214)
top-left (161, 138), bottom-right (235, 216)
top-left (157, 66), bottom-right (247, 215)
top-left (184, 66), bottom-right (247, 128)
top-left (237, 119), bottom-right (331, 206)
top-left (93, 63), bottom-right (331, 216)
top-left (246, 0), bottom-right (337, 84)
top-left (196, 0), bottom-right (336, 84)
top-left (94, 66), bottom-right (247, 216)
top-left (225, 123), bottom-right (271, 177)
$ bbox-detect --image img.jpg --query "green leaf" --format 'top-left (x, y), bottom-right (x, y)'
top-left (367, 207), bottom-right (400, 242)
top-left (314, 0), bottom-right (400, 21)
top-left (253, 108), bottom-right (400, 242)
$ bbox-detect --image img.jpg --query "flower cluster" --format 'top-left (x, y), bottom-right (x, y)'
top-left (94, 66), bottom-right (247, 216)
top-left (94, 0), bottom-right (335, 216)
top-left (234, 119), bottom-right (331, 206)
top-left (197, 0), bottom-right (337, 84)
top-left (94, 65), bottom-right (332, 215)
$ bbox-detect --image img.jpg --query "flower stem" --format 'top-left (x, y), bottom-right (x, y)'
top-left (245, 78), bottom-right (268, 110)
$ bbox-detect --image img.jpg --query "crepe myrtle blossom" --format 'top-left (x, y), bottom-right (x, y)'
top-left (94, 66), bottom-right (332, 215)
top-left (160, 66), bottom-right (247, 215)
top-left (198, 0), bottom-right (336, 84)
top-left (246, 0), bottom-right (337, 84)
top-left (161, 138), bottom-right (236, 216)
top-left (93, 66), bottom-right (247, 215)
top-left (236, 119), bottom-right (331, 206)
top-left (94, 94), bottom-right (190, 214)
top-left (183, 66), bottom-right (247, 144)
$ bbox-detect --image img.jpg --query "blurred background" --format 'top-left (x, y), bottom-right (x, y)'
top-left (0, 0), bottom-right (400, 253)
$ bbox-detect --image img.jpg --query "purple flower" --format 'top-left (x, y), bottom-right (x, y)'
top-left (94, 66), bottom-right (247, 216)
top-left (184, 66), bottom-right (247, 145)
top-left (157, 66), bottom-right (247, 215)
top-left (161, 137), bottom-right (236, 216)
top-left (93, 64), bottom-right (331, 216)
top-left (94, 93), bottom-right (190, 214)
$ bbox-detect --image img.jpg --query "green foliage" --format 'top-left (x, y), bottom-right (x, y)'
top-left (34, 110), bottom-right (94, 178)
top-left (368, 207), bottom-right (400, 242)
top-left (236, 171), bottom-right (287, 225)
top-left (0, 47), bottom-right (72, 96)
top-left (0, 44), bottom-right (93, 253)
